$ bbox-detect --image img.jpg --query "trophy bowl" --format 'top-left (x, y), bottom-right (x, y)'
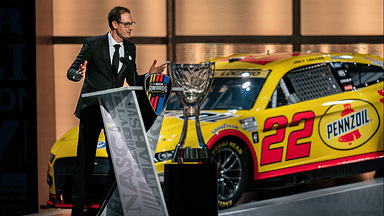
top-left (167, 61), bottom-right (215, 163)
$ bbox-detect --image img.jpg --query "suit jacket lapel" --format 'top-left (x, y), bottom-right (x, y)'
top-left (102, 33), bottom-right (114, 79)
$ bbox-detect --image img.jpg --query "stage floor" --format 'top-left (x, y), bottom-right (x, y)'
top-left (219, 176), bottom-right (383, 216)
top-left (27, 174), bottom-right (383, 216)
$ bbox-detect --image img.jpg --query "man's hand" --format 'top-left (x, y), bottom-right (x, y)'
top-left (76, 60), bottom-right (88, 78)
top-left (72, 61), bottom-right (87, 81)
top-left (148, 60), bottom-right (166, 74)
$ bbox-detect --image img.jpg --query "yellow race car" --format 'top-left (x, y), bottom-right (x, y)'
top-left (46, 127), bottom-right (108, 208)
top-left (47, 52), bottom-right (384, 209)
top-left (155, 52), bottom-right (384, 209)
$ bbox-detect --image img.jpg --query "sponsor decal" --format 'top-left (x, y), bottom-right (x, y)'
top-left (340, 78), bottom-right (352, 84)
top-left (211, 123), bottom-right (239, 134)
top-left (96, 141), bottom-right (106, 149)
top-left (319, 100), bottom-right (380, 150)
top-left (332, 63), bottom-right (343, 69)
top-left (252, 132), bottom-right (259, 143)
top-left (144, 74), bottom-right (172, 115)
top-left (239, 117), bottom-right (258, 132)
top-left (337, 70), bottom-right (346, 77)
top-left (218, 200), bottom-right (232, 209)
top-left (379, 89), bottom-right (384, 103)
top-left (344, 85), bottom-right (353, 91)
top-left (293, 56), bottom-right (325, 64)
top-left (216, 69), bottom-right (270, 78)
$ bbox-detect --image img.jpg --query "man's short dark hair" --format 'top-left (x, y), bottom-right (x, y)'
top-left (108, 6), bottom-right (131, 29)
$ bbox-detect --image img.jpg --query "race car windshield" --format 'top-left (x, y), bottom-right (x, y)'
top-left (166, 77), bottom-right (266, 110)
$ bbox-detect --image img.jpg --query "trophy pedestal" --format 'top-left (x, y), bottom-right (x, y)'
top-left (173, 146), bottom-right (212, 163)
top-left (164, 163), bottom-right (218, 216)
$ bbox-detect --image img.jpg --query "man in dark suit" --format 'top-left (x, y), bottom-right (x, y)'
top-left (67, 6), bottom-right (165, 216)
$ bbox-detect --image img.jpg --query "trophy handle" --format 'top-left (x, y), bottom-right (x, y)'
top-left (194, 113), bottom-right (204, 148)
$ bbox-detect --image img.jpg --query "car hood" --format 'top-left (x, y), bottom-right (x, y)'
top-left (50, 126), bottom-right (79, 157)
top-left (156, 111), bottom-right (192, 152)
top-left (51, 126), bottom-right (108, 159)
top-left (156, 110), bottom-right (242, 152)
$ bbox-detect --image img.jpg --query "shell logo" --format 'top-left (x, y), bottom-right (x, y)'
top-left (319, 100), bottom-right (380, 150)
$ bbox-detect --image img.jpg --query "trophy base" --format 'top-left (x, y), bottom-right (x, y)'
top-left (173, 146), bottom-right (212, 163)
top-left (165, 163), bottom-right (218, 216)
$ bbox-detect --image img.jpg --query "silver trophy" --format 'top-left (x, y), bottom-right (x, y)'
top-left (167, 61), bottom-right (215, 163)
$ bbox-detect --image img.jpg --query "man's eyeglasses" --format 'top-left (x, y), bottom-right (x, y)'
top-left (117, 21), bottom-right (136, 28)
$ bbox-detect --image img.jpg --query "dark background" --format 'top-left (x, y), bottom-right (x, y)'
top-left (0, 1), bottom-right (38, 215)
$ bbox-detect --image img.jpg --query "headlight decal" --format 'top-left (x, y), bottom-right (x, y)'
top-left (154, 151), bottom-right (174, 163)
top-left (49, 154), bottom-right (55, 163)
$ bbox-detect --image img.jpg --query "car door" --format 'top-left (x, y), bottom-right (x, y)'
top-left (252, 62), bottom-right (383, 180)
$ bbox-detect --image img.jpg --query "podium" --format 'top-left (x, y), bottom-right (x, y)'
top-left (83, 85), bottom-right (182, 216)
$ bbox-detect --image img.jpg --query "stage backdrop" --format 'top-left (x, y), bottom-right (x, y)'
top-left (0, 0), bottom-right (38, 215)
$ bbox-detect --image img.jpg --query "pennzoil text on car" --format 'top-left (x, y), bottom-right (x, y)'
top-left (47, 52), bottom-right (384, 209)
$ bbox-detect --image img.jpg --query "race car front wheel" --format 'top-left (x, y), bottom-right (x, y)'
top-left (211, 140), bottom-right (248, 209)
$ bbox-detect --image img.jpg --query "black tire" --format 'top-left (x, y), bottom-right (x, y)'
top-left (211, 140), bottom-right (248, 209)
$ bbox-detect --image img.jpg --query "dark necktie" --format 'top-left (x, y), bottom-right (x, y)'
top-left (112, 44), bottom-right (121, 77)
